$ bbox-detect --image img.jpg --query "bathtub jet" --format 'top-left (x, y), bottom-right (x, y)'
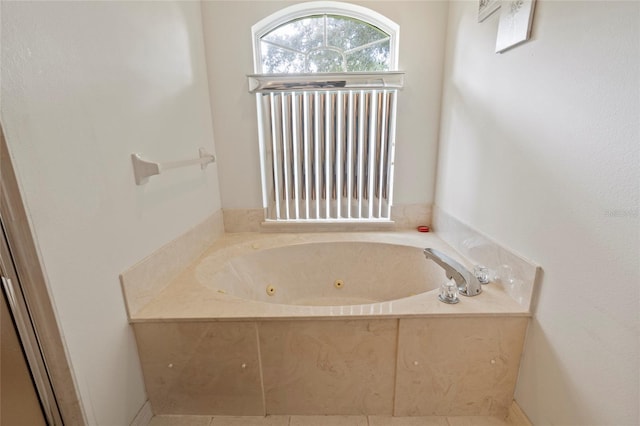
top-left (423, 248), bottom-right (483, 297)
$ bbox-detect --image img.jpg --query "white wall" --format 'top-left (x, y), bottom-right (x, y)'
top-left (201, 0), bottom-right (448, 209)
top-left (1, 1), bottom-right (221, 424)
top-left (4, 1), bottom-right (637, 424)
top-left (437, 1), bottom-right (639, 424)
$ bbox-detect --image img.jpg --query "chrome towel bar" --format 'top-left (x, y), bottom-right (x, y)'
top-left (131, 147), bottom-right (215, 185)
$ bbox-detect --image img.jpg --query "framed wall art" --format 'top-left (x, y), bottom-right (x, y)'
top-left (495, 0), bottom-right (536, 53)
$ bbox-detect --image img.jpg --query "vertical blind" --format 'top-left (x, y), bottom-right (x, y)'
top-left (250, 73), bottom-right (403, 222)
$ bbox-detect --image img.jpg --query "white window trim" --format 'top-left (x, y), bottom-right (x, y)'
top-left (251, 1), bottom-right (400, 74)
top-left (247, 71), bottom-right (405, 93)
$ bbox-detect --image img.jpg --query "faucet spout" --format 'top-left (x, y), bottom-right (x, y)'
top-left (423, 248), bottom-right (482, 296)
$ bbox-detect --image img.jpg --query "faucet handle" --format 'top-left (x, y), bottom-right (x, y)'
top-left (438, 279), bottom-right (460, 304)
top-left (473, 265), bottom-right (491, 284)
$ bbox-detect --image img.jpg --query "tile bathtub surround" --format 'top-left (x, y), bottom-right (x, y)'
top-left (432, 207), bottom-right (540, 312)
top-left (223, 208), bottom-right (265, 233)
top-left (126, 228), bottom-right (531, 418)
top-left (132, 318), bottom-right (528, 417)
top-left (222, 204), bottom-right (432, 233)
top-left (129, 231), bottom-right (530, 322)
top-left (120, 210), bottom-right (225, 317)
top-left (390, 203), bottom-right (433, 230)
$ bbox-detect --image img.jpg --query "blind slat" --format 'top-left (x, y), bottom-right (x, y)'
top-left (259, 89), bottom-right (397, 222)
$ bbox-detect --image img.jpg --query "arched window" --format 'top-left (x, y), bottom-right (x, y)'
top-left (252, 2), bottom-right (399, 74)
top-left (248, 2), bottom-right (404, 223)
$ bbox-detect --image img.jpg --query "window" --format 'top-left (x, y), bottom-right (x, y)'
top-left (249, 2), bottom-right (403, 223)
top-left (259, 14), bottom-right (391, 73)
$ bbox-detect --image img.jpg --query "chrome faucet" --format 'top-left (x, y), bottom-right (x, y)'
top-left (423, 248), bottom-right (482, 296)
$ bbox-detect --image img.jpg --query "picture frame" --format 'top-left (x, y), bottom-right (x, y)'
top-left (495, 0), bottom-right (536, 53)
top-left (478, 0), bottom-right (501, 22)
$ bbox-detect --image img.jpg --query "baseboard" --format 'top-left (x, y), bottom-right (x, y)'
top-left (507, 400), bottom-right (533, 425)
top-left (130, 400), bottom-right (153, 426)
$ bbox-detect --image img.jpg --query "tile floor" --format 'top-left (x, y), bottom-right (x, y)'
top-left (148, 415), bottom-right (517, 426)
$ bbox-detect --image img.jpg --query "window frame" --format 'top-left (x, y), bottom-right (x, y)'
top-left (251, 1), bottom-right (400, 74)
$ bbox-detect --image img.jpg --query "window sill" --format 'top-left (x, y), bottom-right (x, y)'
top-left (247, 71), bottom-right (405, 93)
top-left (260, 219), bottom-right (396, 233)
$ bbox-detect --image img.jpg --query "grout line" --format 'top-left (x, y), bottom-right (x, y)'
top-left (391, 318), bottom-right (401, 416)
top-left (255, 321), bottom-right (267, 417)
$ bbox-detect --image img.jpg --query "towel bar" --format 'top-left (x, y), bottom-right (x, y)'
top-left (131, 148), bottom-right (215, 185)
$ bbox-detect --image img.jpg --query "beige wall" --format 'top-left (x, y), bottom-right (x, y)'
top-left (437, 1), bottom-right (639, 424)
top-left (202, 0), bottom-right (448, 209)
top-left (1, 1), bottom-right (221, 424)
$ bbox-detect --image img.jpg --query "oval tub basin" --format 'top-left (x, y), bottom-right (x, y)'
top-left (201, 242), bottom-right (447, 306)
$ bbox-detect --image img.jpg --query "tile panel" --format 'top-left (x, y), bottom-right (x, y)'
top-left (259, 320), bottom-right (397, 415)
top-left (395, 317), bottom-right (528, 417)
top-left (134, 322), bottom-right (264, 416)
